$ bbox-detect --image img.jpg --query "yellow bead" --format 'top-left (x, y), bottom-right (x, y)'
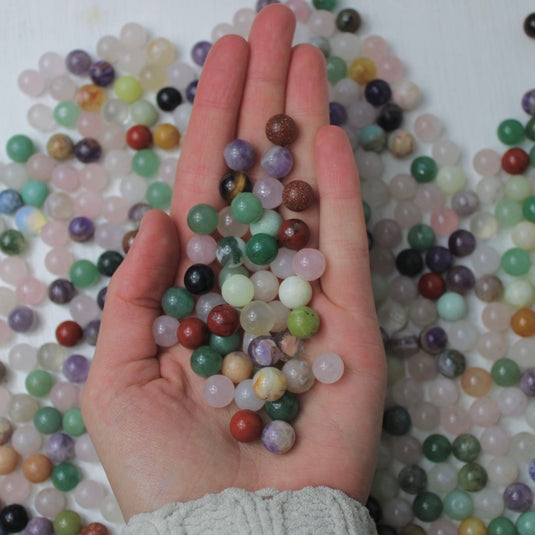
top-left (348, 57), bottom-right (377, 85)
top-left (153, 123), bottom-right (181, 150)
top-left (458, 517), bottom-right (487, 535)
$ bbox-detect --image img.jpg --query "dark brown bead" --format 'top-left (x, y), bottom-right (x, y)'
top-left (177, 317), bottom-right (209, 349)
top-left (282, 180), bottom-right (314, 211)
top-left (265, 114), bottom-right (298, 146)
top-left (122, 230), bottom-right (138, 254)
top-left (207, 304), bottom-right (240, 337)
top-left (81, 522), bottom-right (109, 535)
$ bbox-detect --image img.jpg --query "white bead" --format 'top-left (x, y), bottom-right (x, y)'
top-left (278, 276), bottom-right (312, 309)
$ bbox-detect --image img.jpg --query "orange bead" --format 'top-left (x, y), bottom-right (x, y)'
top-left (76, 84), bottom-right (106, 112)
top-left (511, 308), bottom-right (535, 336)
top-left (348, 57), bottom-right (377, 85)
top-left (0, 445), bottom-right (19, 475)
top-left (153, 123), bottom-right (181, 150)
top-left (22, 453), bottom-right (53, 483)
top-left (461, 367), bottom-right (493, 397)
top-left (458, 517), bottom-right (487, 535)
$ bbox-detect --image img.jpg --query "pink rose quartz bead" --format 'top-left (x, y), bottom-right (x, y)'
top-left (394, 200), bottom-right (422, 228)
top-left (440, 406), bottom-right (471, 435)
top-left (362, 35), bottom-right (388, 61)
top-left (38, 51), bottom-right (65, 78)
top-left (253, 178), bottom-right (284, 209)
top-left (51, 164), bottom-right (81, 192)
top-left (152, 315), bottom-right (179, 347)
top-left (75, 433), bottom-right (99, 462)
top-left (415, 183), bottom-right (445, 213)
top-left (473, 148), bottom-right (502, 175)
top-left (312, 352), bottom-right (344, 384)
top-left (35, 488), bottom-right (66, 518)
top-left (18, 69), bottom-right (46, 97)
top-left (477, 332), bottom-right (507, 360)
top-left (74, 191), bottom-right (103, 218)
top-left (16, 277), bottom-right (46, 306)
top-left (480, 426), bottom-right (510, 455)
top-left (497, 387), bottom-right (528, 417)
top-left (428, 377), bottom-right (459, 407)
top-left (0, 257), bottom-right (29, 285)
top-left (285, 0), bottom-right (311, 22)
top-left (376, 55), bottom-right (404, 82)
top-left (407, 352), bottom-right (437, 381)
top-left (80, 163), bottom-right (108, 192)
top-left (432, 139), bottom-right (461, 166)
top-left (0, 321), bottom-right (12, 345)
top-left (469, 397), bottom-right (500, 427)
top-left (392, 79), bottom-right (421, 111)
top-left (292, 248), bottom-right (326, 281)
top-left (203, 375), bottom-right (235, 408)
top-left (0, 472), bottom-right (31, 503)
top-left (308, 10), bottom-right (336, 37)
top-left (187, 235), bottom-right (218, 264)
top-left (430, 207), bottom-right (459, 236)
top-left (49, 75), bottom-right (77, 101)
top-left (481, 303), bottom-right (513, 332)
top-left (77, 111), bottom-right (105, 138)
top-left (95, 223), bottom-right (123, 250)
top-left (103, 196), bottom-right (128, 223)
top-left (40, 220), bottom-right (69, 246)
top-left (44, 247), bottom-right (73, 276)
top-left (413, 113), bottom-right (443, 143)
top-left (69, 295), bottom-right (100, 325)
top-left (50, 382), bottom-right (80, 412)
top-left (26, 154), bottom-right (55, 181)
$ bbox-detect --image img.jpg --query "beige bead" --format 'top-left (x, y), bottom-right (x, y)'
top-left (0, 445), bottom-right (20, 474)
top-left (221, 351), bottom-right (254, 384)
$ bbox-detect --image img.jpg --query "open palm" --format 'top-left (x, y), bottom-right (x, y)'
top-left (82, 5), bottom-right (386, 522)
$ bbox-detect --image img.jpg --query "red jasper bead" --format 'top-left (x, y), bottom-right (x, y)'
top-left (418, 272), bottom-right (446, 299)
top-left (501, 147), bottom-right (530, 175)
top-left (126, 124), bottom-right (152, 150)
top-left (278, 218), bottom-right (310, 250)
top-left (229, 409), bottom-right (263, 442)
top-left (55, 320), bottom-right (83, 347)
top-left (207, 304), bottom-right (240, 337)
top-left (177, 317), bottom-right (208, 349)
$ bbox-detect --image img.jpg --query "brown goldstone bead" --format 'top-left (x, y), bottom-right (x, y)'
top-left (282, 180), bottom-right (314, 212)
top-left (81, 522), bottom-right (109, 535)
top-left (265, 114), bottom-right (297, 146)
top-left (22, 453), bottom-right (53, 483)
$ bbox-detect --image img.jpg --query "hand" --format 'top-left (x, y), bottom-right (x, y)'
top-left (82, 4), bottom-right (386, 521)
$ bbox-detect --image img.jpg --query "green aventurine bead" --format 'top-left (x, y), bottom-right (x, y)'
top-left (246, 233), bottom-right (278, 265)
top-left (313, 0), bottom-right (337, 10)
top-left (147, 181), bottom-right (172, 209)
top-left (53, 510), bottom-right (83, 535)
top-left (62, 407), bottom-right (86, 436)
top-left (412, 491), bottom-right (443, 522)
top-left (25, 370), bottom-right (54, 397)
top-left (526, 117), bottom-right (535, 141)
top-left (287, 306), bottom-right (320, 338)
top-left (488, 516), bottom-right (517, 535)
top-left (410, 156), bottom-right (438, 183)
top-left (530, 145), bottom-right (535, 167)
top-left (326, 56), bottom-right (348, 83)
top-left (218, 265), bottom-right (249, 287)
top-left (423, 433), bottom-right (452, 462)
top-left (190, 346), bottom-right (222, 377)
top-left (523, 196), bottom-right (535, 222)
top-left (495, 198), bottom-right (523, 227)
top-left (132, 149), bottom-right (159, 178)
top-left (231, 192), bottom-right (263, 224)
top-left (443, 489), bottom-right (473, 521)
top-left (209, 332), bottom-right (240, 354)
top-left (21, 180), bottom-right (49, 207)
top-left (54, 101), bottom-right (81, 128)
top-left (97, 250), bottom-right (124, 276)
top-left (0, 229), bottom-right (25, 255)
top-left (458, 461), bottom-right (488, 492)
top-left (491, 358), bottom-right (521, 386)
top-left (501, 247), bottom-right (532, 276)
top-left (408, 223), bottom-right (435, 250)
top-left (497, 118), bottom-right (525, 145)
top-left (517, 512), bottom-right (535, 535)
top-left (265, 391), bottom-right (299, 422)
top-left (34, 406), bottom-right (62, 434)
top-left (187, 204), bottom-right (219, 234)
top-left (452, 433), bottom-right (481, 462)
top-left (130, 99), bottom-right (159, 126)
top-left (250, 209), bottom-right (282, 237)
top-left (161, 286), bottom-right (194, 319)
top-left (6, 134), bottom-right (34, 163)
top-left (69, 259), bottom-right (100, 288)
top-left (52, 462), bottom-right (81, 491)
top-left (363, 201), bottom-right (371, 224)
top-left (114, 75), bottom-right (142, 103)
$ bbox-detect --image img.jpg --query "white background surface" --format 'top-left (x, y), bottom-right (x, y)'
top-left (0, 0), bottom-right (534, 532)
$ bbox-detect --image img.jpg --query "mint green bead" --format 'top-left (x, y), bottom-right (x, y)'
top-left (21, 179), bottom-right (49, 207)
top-left (246, 233), bottom-right (278, 265)
top-left (54, 101), bottom-right (80, 128)
top-left (495, 198), bottom-right (523, 227)
top-left (491, 358), bottom-right (521, 387)
top-left (287, 306), bottom-right (320, 338)
top-left (146, 181), bottom-right (172, 209)
top-left (34, 406), bottom-right (62, 434)
top-left (497, 118), bottom-right (525, 145)
top-left (6, 134), bottom-right (34, 163)
top-left (504, 279), bottom-right (534, 308)
top-left (114, 75), bottom-right (143, 103)
top-left (69, 259), bottom-right (100, 288)
top-left (313, 0), bottom-right (337, 10)
top-left (231, 192), bottom-right (263, 224)
top-left (436, 165), bottom-right (466, 194)
top-left (488, 516), bottom-right (517, 535)
top-left (25, 369), bottom-right (54, 397)
top-left (523, 196), bottom-right (535, 222)
top-left (517, 512), bottom-right (535, 535)
top-left (52, 462), bottom-right (81, 491)
top-left (130, 99), bottom-right (159, 126)
top-left (363, 201), bottom-right (371, 224)
top-left (53, 510), bottom-right (83, 535)
top-left (505, 174), bottom-right (532, 201)
top-left (218, 265), bottom-right (249, 287)
top-left (132, 149), bottom-right (159, 178)
top-left (187, 204), bottom-right (219, 234)
top-left (443, 489), bottom-right (473, 520)
top-left (410, 156), bottom-right (438, 183)
top-left (250, 209), bottom-right (282, 237)
top-left (501, 247), bottom-right (532, 276)
top-left (0, 229), bottom-right (26, 255)
top-left (326, 56), bottom-right (348, 83)
top-left (412, 491), bottom-right (443, 522)
top-left (161, 286), bottom-right (194, 318)
top-left (407, 223), bottom-right (435, 251)
top-left (436, 292), bottom-right (466, 321)
top-left (209, 332), bottom-right (240, 354)
top-left (62, 407), bottom-right (86, 436)
top-left (359, 124), bottom-right (386, 152)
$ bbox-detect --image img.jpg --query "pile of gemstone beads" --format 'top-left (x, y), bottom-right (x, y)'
top-left (0, 0), bottom-right (533, 533)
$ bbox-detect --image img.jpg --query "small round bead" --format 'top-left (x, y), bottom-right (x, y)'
top-left (265, 114), bottom-right (298, 146)
top-left (282, 180), bottom-right (314, 211)
top-left (261, 420), bottom-right (295, 454)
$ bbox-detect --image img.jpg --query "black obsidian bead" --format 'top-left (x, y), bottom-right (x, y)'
top-left (0, 503), bottom-right (29, 532)
top-left (336, 8), bottom-right (361, 32)
top-left (365, 495), bottom-right (383, 523)
top-left (364, 79), bottom-right (392, 107)
top-left (97, 250), bottom-right (124, 276)
top-left (377, 102), bottom-right (404, 131)
top-left (395, 248), bottom-right (424, 277)
top-left (184, 264), bottom-right (215, 295)
top-left (524, 13), bottom-right (535, 38)
top-left (383, 404), bottom-right (411, 435)
top-left (377, 525), bottom-right (397, 535)
top-left (156, 86), bottom-right (183, 111)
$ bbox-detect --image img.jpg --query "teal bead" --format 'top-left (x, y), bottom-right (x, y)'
top-left (495, 198), bottom-right (523, 227)
top-left (412, 491), bottom-right (443, 522)
top-left (436, 291), bottom-right (466, 321)
top-left (491, 358), bottom-right (521, 387)
top-left (69, 259), bottom-right (100, 288)
top-left (130, 99), bottom-right (159, 126)
top-left (231, 192), bottom-right (263, 224)
top-left (250, 209), bottom-right (283, 237)
top-left (6, 134), bottom-right (35, 163)
top-left (246, 233), bottom-right (279, 265)
top-left (517, 512), bottom-right (535, 535)
top-left (359, 124), bottom-right (386, 152)
top-left (34, 406), bottom-right (62, 434)
top-left (21, 180), bottom-right (49, 207)
top-left (363, 201), bottom-right (371, 224)
top-left (97, 250), bottom-right (124, 277)
top-left (161, 286), bottom-right (195, 319)
top-left (209, 332), bottom-right (241, 354)
top-left (442, 489), bottom-right (473, 520)
top-left (265, 391), bottom-right (299, 422)
top-left (523, 195), bottom-right (535, 222)
top-left (497, 118), bottom-right (525, 145)
top-left (62, 407), bottom-right (86, 436)
top-left (218, 265), bottom-right (249, 287)
top-left (458, 461), bottom-right (488, 492)
top-left (52, 461), bottom-right (81, 491)
top-left (407, 223), bottom-right (435, 251)
top-left (287, 306), bottom-right (320, 338)
top-left (146, 181), bottom-right (172, 209)
top-left (410, 156), bottom-right (438, 183)
top-left (0, 229), bottom-right (26, 255)
top-left (25, 369), bottom-right (54, 397)
top-left (422, 434), bottom-right (452, 462)
top-left (326, 56), bottom-right (348, 83)
top-left (501, 247), bottom-right (532, 276)
top-left (452, 433), bottom-right (481, 462)
top-left (132, 149), bottom-right (160, 178)
top-left (313, 0), bottom-right (337, 10)
top-left (187, 204), bottom-right (219, 234)
top-left (54, 101), bottom-right (81, 128)
top-left (53, 510), bottom-right (83, 535)
top-left (190, 346), bottom-right (222, 377)
top-left (488, 516), bottom-right (517, 535)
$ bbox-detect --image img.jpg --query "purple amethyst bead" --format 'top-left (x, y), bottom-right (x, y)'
top-left (84, 319), bottom-right (101, 346)
top-left (256, 0), bottom-right (280, 11)
top-left (261, 420), bottom-right (295, 454)
top-left (445, 265), bottom-right (475, 294)
top-left (8, 305), bottom-right (37, 333)
top-left (451, 189), bottom-right (480, 217)
top-left (248, 335), bottom-right (282, 367)
top-left (65, 49), bottom-right (92, 76)
top-left (503, 482), bottom-right (533, 512)
top-left (97, 286), bottom-right (107, 310)
top-left (522, 89), bottom-right (535, 115)
top-left (261, 146), bottom-right (293, 179)
top-left (63, 354), bottom-right (90, 383)
top-left (186, 80), bottom-right (198, 103)
top-left (419, 325), bottom-right (448, 355)
top-left (191, 41), bottom-right (212, 67)
top-left (44, 432), bottom-right (75, 463)
top-left (224, 139), bottom-right (256, 172)
top-left (48, 279), bottom-right (76, 304)
top-left (329, 101), bottom-right (347, 126)
top-left (74, 138), bottom-right (102, 163)
top-left (529, 459), bottom-right (535, 482)
top-left (128, 202), bottom-right (152, 222)
top-left (89, 60), bottom-right (115, 87)
top-left (68, 216), bottom-right (95, 242)
top-left (364, 79), bottom-right (392, 106)
top-left (25, 516), bottom-right (54, 535)
top-left (448, 229), bottom-right (476, 257)
top-left (519, 368), bottom-right (535, 396)
top-left (425, 246), bottom-right (453, 273)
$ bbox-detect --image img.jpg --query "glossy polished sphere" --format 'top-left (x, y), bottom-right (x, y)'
top-left (229, 410), bottom-right (263, 442)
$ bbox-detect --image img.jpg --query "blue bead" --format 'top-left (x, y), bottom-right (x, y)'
top-left (0, 189), bottom-right (23, 214)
